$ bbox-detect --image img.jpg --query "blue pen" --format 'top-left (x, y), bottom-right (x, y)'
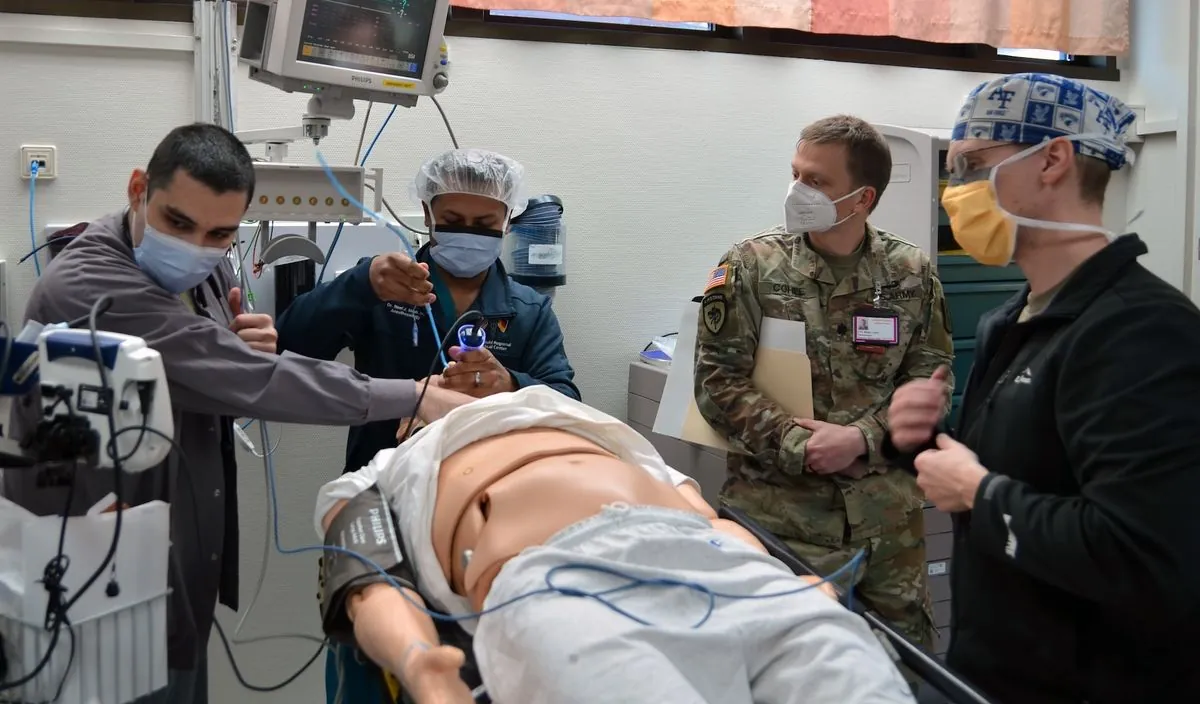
top-left (412, 320), bottom-right (419, 347)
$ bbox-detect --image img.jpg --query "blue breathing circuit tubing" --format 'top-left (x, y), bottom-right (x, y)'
top-left (313, 148), bottom-right (448, 369)
top-left (315, 105), bottom-right (398, 286)
top-left (241, 151), bottom-right (871, 633)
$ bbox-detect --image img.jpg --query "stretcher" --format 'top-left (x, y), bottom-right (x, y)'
top-left (331, 506), bottom-right (993, 704)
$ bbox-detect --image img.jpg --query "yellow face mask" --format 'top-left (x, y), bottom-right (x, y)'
top-left (941, 135), bottom-right (1118, 267)
top-left (940, 179), bottom-right (1016, 266)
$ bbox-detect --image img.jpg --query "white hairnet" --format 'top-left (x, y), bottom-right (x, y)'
top-left (412, 148), bottom-right (526, 215)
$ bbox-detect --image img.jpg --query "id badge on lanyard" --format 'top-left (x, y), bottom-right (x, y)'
top-left (852, 282), bottom-right (899, 355)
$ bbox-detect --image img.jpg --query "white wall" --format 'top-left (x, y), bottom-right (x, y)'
top-left (0, 7), bottom-right (1183, 703)
top-left (1121, 0), bottom-right (1193, 293)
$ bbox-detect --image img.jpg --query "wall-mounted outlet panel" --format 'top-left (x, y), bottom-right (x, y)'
top-left (20, 145), bottom-right (58, 180)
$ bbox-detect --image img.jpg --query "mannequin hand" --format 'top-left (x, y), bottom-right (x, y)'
top-left (396, 378), bottom-right (447, 441)
top-left (889, 366), bottom-right (951, 451)
top-left (405, 645), bottom-right (475, 704)
top-left (228, 287), bottom-right (277, 354)
top-left (441, 346), bottom-right (515, 398)
top-left (370, 253), bottom-right (435, 306)
top-left (415, 385), bottom-right (477, 425)
top-left (395, 418), bottom-right (427, 442)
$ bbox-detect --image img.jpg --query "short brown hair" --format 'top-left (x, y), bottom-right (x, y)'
top-left (1076, 154), bottom-right (1111, 205)
top-left (798, 115), bottom-right (892, 213)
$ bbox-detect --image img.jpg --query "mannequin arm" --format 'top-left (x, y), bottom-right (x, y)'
top-left (347, 584), bottom-right (442, 682)
top-left (322, 500), bottom-right (473, 702)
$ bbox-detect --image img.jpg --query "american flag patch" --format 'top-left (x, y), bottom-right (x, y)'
top-left (704, 266), bottom-right (728, 293)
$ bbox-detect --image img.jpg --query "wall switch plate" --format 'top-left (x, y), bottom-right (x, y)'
top-left (19, 145), bottom-right (58, 180)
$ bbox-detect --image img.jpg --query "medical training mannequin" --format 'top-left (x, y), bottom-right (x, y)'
top-left (323, 434), bottom-right (783, 700)
top-left (317, 387), bottom-right (915, 704)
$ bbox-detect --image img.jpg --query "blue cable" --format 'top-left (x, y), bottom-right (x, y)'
top-left (315, 149), bottom-right (448, 369)
top-left (317, 105), bottom-right (399, 285)
top-left (316, 226), bottom-right (344, 286)
top-left (261, 432), bottom-right (864, 627)
top-left (359, 106), bottom-right (397, 166)
top-left (28, 161), bottom-right (41, 277)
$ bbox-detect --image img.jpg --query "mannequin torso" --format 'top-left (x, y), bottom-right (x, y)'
top-left (432, 428), bottom-right (703, 610)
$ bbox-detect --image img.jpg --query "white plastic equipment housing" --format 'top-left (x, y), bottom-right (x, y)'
top-left (246, 163), bottom-right (381, 223)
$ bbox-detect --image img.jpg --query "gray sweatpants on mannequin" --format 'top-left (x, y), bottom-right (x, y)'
top-left (473, 504), bottom-right (916, 704)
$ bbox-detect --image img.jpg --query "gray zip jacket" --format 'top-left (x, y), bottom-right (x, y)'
top-left (2, 211), bottom-right (417, 668)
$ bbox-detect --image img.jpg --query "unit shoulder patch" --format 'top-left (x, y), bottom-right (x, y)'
top-left (701, 292), bottom-right (728, 335)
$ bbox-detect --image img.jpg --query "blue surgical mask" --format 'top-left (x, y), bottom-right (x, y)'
top-left (134, 222), bottom-right (229, 294)
top-left (430, 227), bottom-right (504, 278)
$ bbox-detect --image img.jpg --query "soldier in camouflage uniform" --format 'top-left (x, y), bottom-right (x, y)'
top-left (694, 115), bottom-right (954, 653)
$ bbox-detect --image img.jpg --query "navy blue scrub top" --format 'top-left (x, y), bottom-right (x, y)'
top-left (277, 244), bottom-right (580, 473)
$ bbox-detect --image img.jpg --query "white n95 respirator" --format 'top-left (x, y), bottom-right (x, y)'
top-left (784, 181), bottom-right (864, 234)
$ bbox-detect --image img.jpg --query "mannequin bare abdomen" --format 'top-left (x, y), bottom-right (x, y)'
top-left (447, 451), bottom-right (700, 609)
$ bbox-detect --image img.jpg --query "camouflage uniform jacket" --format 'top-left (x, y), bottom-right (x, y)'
top-left (693, 223), bottom-right (954, 543)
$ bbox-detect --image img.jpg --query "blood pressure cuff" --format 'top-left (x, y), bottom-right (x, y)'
top-left (319, 484), bottom-right (418, 645)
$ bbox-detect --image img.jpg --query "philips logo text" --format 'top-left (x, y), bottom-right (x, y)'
top-left (368, 507), bottom-right (388, 546)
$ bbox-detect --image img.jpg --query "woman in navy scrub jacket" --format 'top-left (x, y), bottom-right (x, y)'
top-left (277, 148), bottom-right (580, 475)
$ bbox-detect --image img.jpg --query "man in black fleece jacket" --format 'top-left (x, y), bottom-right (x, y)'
top-left (884, 73), bottom-right (1200, 703)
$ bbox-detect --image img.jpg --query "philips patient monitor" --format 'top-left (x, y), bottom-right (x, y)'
top-left (239, 0), bottom-right (452, 107)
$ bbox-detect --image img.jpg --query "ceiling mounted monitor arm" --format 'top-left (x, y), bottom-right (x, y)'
top-left (236, 91), bottom-right (359, 156)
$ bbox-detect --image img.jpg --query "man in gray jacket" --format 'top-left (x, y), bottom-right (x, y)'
top-left (1, 123), bottom-right (470, 704)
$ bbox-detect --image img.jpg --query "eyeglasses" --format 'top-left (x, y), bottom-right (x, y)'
top-left (946, 144), bottom-right (1019, 185)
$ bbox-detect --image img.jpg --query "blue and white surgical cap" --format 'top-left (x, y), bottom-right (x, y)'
top-left (413, 148), bottom-right (526, 215)
top-left (952, 72), bottom-right (1136, 170)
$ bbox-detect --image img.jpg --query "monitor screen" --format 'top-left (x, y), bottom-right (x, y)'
top-left (296, 0), bottom-right (439, 80)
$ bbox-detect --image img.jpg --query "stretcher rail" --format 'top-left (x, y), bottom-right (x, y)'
top-left (718, 505), bottom-right (993, 704)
